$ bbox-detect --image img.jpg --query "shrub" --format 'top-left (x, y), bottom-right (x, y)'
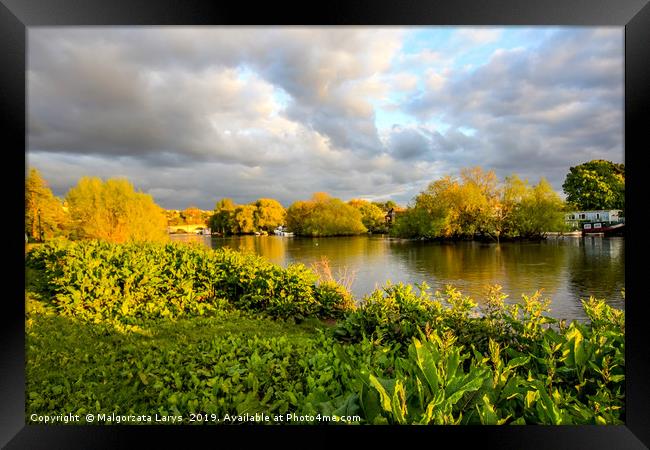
top-left (334, 282), bottom-right (445, 343)
top-left (313, 281), bottom-right (356, 320)
top-left (25, 240), bottom-right (355, 323)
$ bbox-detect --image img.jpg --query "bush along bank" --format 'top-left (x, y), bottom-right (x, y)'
top-left (25, 240), bottom-right (355, 324)
top-left (25, 240), bottom-right (624, 424)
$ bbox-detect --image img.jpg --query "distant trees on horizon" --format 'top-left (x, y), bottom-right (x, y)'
top-left (26, 160), bottom-right (624, 243)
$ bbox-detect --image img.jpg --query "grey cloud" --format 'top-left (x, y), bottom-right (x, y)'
top-left (388, 127), bottom-right (432, 160)
top-left (27, 27), bottom-right (624, 208)
top-left (403, 28), bottom-right (623, 192)
top-left (29, 28), bottom-right (401, 167)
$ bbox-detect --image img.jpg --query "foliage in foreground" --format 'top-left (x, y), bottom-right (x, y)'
top-left (26, 302), bottom-right (365, 422)
top-left (25, 240), bottom-right (354, 323)
top-left (330, 282), bottom-right (624, 424)
top-left (25, 241), bottom-right (625, 425)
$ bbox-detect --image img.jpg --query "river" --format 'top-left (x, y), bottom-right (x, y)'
top-left (170, 234), bottom-right (625, 322)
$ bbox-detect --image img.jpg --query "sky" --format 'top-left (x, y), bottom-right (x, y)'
top-left (27, 27), bottom-right (624, 210)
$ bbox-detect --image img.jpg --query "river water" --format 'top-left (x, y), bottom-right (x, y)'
top-left (170, 234), bottom-right (625, 322)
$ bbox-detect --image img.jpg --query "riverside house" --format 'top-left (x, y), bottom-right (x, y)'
top-left (565, 210), bottom-right (622, 225)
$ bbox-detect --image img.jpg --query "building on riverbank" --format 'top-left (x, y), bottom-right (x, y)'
top-left (564, 210), bottom-right (622, 227)
top-left (564, 210), bottom-right (624, 236)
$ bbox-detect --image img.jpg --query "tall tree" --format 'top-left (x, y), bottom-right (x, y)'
top-left (208, 198), bottom-right (236, 235)
top-left (392, 168), bottom-right (567, 240)
top-left (511, 178), bottom-right (567, 238)
top-left (66, 177), bottom-right (168, 243)
top-left (457, 167), bottom-right (501, 239)
top-left (348, 199), bottom-right (386, 233)
top-left (233, 205), bottom-right (257, 234)
top-left (25, 168), bottom-right (68, 241)
top-left (562, 160), bottom-right (625, 210)
top-left (253, 198), bottom-right (286, 231)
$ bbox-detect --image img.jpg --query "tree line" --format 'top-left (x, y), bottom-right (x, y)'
top-left (25, 159), bottom-right (623, 243)
top-left (207, 194), bottom-right (393, 236)
top-left (166, 207), bottom-right (212, 227)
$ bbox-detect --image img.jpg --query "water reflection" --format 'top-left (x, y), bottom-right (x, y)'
top-left (566, 236), bottom-right (624, 309)
top-left (170, 234), bottom-right (624, 322)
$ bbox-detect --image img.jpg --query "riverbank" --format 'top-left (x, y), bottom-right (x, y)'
top-left (175, 233), bottom-right (624, 322)
top-left (25, 240), bottom-right (625, 425)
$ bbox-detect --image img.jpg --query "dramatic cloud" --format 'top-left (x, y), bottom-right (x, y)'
top-left (404, 28), bottom-right (623, 187)
top-left (28, 27), bottom-right (623, 209)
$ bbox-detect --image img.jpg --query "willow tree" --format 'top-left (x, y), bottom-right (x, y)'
top-left (510, 178), bottom-right (567, 238)
top-left (65, 177), bottom-right (168, 243)
top-left (253, 198), bottom-right (286, 231)
top-left (233, 204), bottom-right (257, 234)
top-left (286, 192), bottom-right (367, 236)
top-left (25, 168), bottom-right (68, 241)
top-left (348, 199), bottom-right (386, 233)
top-left (405, 168), bottom-right (501, 240)
top-left (392, 167), bottom-right (567, 241)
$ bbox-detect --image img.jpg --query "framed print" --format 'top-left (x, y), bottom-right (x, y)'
top-left (2, 0), bottom-right (649, 448)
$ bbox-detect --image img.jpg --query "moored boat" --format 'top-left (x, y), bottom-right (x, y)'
top-left (273, 226), bottom-right (294, 237)
top-left (581, 221), bottom-right (624, 236)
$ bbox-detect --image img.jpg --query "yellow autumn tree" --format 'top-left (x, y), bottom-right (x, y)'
top-left (253, 198), bottom-right (286, 231)
top-left (286, 192), bottom-right (367, 236)
top-left (25, 168), bottom-right (69, 241)
top-left (66, 177), bottom-right (168, 243)
top-left (348, 199), bottom-right (386, 233)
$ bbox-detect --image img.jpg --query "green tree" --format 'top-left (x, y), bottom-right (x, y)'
top-left (511, 178), bottom-right (567, 238)
top-left (562, 160), bottom-right (624, 210)
top-left (498, 175), bottom-right (529, 238)
top-left (348, 199), bottom-right (387, 233)
top-left (233, 205), bottom-right (257, 234)
top-left (405, 167), bottom-right (502, 240)
top-left (392, 168), bottom-right (567, 241)
top-left (286, 193), bottom-right (367, 236)
top-left (25, 168), bottom-right (68, 241)
top-left (208, 198), bottom-right (236, 235)
top-left (372, 200), bottom-right (398, 213)
top-left (456, 167), bottom-right (502, 239)
top-left (66, 177), bottom-right (168, 243)
top-left (390, 205), bottom-right (445, 239)
top-left (253, 198), bottom-right (286, 231)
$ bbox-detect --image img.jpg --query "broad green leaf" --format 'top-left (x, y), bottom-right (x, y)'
top-left (477, 394), bottom-right (498, 425)
top-left (369, 374), bottom-right (393, 413)
top-left (506, 356), bottom-right (530, 370)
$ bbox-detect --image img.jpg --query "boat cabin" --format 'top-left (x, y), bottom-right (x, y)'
top-left (565, 210), bottom-right (622, 225)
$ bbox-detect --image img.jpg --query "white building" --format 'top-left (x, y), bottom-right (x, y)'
top-left (565, 210), bottom-right (622, 224)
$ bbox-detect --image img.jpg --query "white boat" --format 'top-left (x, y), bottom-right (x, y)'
top-left (273, 226), bottom-right (294, 237)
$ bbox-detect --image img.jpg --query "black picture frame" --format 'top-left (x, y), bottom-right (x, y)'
top-left (2, 0), bottom-right (649, 448)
